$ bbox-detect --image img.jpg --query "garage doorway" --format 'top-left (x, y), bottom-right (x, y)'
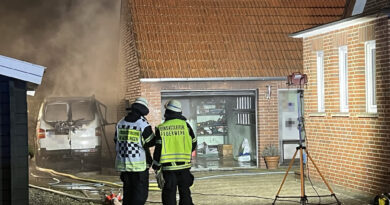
top-left (161, 90), bottom-right (258, 169)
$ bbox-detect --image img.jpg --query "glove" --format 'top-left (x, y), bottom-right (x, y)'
top-left (155, 169), bottom-right (165, 189)
top-left (152, 160), bottom-right (161, 172)
top-left (152, 164), bottom-right (161, 171)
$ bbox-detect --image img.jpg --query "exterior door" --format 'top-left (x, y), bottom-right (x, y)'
top-left (278, 89), bottom-right (303, 164)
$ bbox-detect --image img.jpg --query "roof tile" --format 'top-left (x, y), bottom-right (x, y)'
top-left (127, 0), bottom-right (346, 78)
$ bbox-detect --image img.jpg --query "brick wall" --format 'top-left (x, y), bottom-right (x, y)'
top-left (364, 0), bottom-right (390, 14)
top-left (302, 17), bottom-right (390, 193)
top-left (118, 0), bottom-right (142, 118)
top-left (140, 80), bottom-right (287, 168)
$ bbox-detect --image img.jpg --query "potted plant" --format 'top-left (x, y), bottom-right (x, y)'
top-left (262, 144), bottom-right (280, 169)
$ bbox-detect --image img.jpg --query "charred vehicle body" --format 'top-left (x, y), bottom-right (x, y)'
top-left (36, 96), bottom-right (108, 170)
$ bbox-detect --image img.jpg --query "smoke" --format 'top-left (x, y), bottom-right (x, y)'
top-left (0, 0), bottom-right (121, 106)
top-left (0, 0), bottom-right (122, 156)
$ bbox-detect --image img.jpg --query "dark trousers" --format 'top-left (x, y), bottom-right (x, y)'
top-left (120, 169), bottom-right (149, 205)
top-left (162, 168), bottom-right (194, 205)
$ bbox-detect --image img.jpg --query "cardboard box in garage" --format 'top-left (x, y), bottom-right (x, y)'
top-left (218, 144), bottom-right (233, 157)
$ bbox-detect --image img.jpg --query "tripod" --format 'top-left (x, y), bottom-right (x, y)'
top-left (272, 89), bottom-right (341, 205)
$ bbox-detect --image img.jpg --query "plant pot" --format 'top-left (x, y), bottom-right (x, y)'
top-left (264, 156), bottom-right (280, 169)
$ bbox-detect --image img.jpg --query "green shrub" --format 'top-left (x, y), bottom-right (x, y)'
top-left (262, 144), bottom-right (279, 157)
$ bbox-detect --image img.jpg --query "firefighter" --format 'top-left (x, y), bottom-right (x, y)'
top-left (114, 97), bottom-right (155, 205)
top-left (152, 99), bottom-right (197, 205)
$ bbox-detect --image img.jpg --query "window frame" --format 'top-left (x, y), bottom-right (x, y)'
top-left (338, 46), bottom-right (349, 113)
top-left (316, 51), bottom-right (325, 112)
top-left (365, 40), bottom-right (377, 113)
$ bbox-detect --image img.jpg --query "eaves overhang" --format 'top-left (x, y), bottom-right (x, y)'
top-left (140, 77), bottom-right (287, 82)
top-left (0, 55), bottom-right (46, 90)
top-left (290, 9), bottom-right (390, 39)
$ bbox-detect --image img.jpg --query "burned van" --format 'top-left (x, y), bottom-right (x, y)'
top-left (35, 96), bottom-right (107, 170)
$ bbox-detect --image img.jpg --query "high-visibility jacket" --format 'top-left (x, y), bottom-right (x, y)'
top-left (115, 117), bottom-right (149, 172)
top-left (157, 119), bottom-right (192, 170)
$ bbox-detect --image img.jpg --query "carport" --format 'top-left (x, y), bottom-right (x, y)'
top-left (0, 55), bottom-right (45, 204)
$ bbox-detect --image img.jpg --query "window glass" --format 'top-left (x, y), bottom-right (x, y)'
top-left (72, 101), bottom-right (94, 121)
top-left (339, 46), bottom-right (348, 112)
top-left (372, 50), bottom-right (376, 105)
top-left (317, 51), bottom-right (325, 112)
top-left (365, 41), bottom-right (377, 113)
top-left (45, 103), bottom-right (68, 122)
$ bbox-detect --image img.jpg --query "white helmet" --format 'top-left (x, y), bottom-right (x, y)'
top-left (134, 97), bottom-right (149, 108)
top-left (165, 100), bottom-right (182, 112)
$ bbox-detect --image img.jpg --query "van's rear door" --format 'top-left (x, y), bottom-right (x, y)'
top-left (69, 100), bottom-right (100, 150)
top-left (41, 102), bottom-right (71, 150)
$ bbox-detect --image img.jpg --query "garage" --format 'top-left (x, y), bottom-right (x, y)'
top-left (162, 90), bottom-right (257, 168)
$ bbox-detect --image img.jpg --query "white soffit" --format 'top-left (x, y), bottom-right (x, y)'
top-left (290, 14), bottom-right (380, 39)
top-left (0, 55), bottom-right (46, 85)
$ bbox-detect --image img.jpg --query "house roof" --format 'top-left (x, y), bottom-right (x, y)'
top-left (0, 55), bottom-right (45, 89)
top-left (127, 0), bottom-right (346, 78)
top-left (291, 0), bottom-right (390, 38)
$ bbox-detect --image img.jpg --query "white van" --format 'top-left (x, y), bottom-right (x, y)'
top-left (35, 96), bottom-right (107, 169)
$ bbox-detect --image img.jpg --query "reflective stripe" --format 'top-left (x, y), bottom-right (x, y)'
top-left (160, 153), bottom-right (192, 163)
top-left (115, 160), bottom-right (147, 172)
top-left (162, 163), bottom-right (191, 171)
top-left (145, 133), bottom-right (155, 143)
top-left (152, 160), bottom-right (161, 166)
top-left (161, 153), bottom-right (192, 156)
top-left (160, 158), bottom-right (191, 163)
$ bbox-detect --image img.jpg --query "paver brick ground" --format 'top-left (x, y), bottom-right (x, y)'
top-left (146, 169), bottom-right (373, 205)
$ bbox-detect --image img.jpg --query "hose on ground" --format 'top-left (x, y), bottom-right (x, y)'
top-left (29, 184), bottom-right (102, 202)
top-left (35, 166), bottom-right (160, 191)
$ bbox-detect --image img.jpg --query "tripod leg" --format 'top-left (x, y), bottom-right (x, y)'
top-left (299, 147), bottom-right (307, 204)
top-left (273, 148), bottom-right (298, 205)
top-left (306, 151), bottom-right (341, 204)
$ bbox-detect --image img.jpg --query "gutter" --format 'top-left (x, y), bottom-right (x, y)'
top-left (140, 77), bottom-right (287, 82)
top-left (290, 9), bottom-right (390, 39)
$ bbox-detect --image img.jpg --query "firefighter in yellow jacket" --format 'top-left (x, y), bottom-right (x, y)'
top-left (114, 97), bottom-right (155, 205)
top-left (152, 100), bottom-right (197, 205)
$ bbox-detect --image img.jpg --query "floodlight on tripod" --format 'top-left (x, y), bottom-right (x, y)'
top-left (272, 72), bottom-right (341, 205)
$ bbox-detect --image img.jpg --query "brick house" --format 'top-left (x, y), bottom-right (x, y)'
top-left (118, 0), bottom-right (346, 168)
top-left (290, 0), bottom-right (390, 193)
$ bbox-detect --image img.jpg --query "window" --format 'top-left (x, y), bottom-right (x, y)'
top-left (352, 0), bottom-right (367, 16)
top-left (72, 101), bottom-right (95, 121)
top-left (339, 46), bottom-right (348, 112)
top-left (236, 96), bottom-right (255, 125)
top-left (316, 51), bottom-right (325, 112)
top-left (45, 103), bottom-right (68, 122)
top-left (365, 40), bottom-right (377, 113)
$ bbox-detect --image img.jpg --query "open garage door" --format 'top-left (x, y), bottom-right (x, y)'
top-left (162, 90), bottom-right (258, 169)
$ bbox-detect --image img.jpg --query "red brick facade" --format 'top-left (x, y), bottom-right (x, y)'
top-left (302, 16), bottom-right (390, 193)
top-left (118, 0), bottom-right (142, 117)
